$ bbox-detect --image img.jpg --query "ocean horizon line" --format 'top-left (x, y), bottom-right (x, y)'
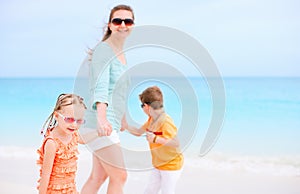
top-left (1, 75), bottom-right (300, 80)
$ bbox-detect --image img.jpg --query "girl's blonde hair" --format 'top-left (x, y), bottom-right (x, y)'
top-left (40, 93), bottom-right (87, 135)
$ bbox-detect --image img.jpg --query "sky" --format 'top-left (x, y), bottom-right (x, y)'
top-left (0, 0), bottom-right (299, 77)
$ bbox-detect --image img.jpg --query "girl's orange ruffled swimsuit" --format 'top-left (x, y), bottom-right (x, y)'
top-left (37, 132), bottom-right (79, 194)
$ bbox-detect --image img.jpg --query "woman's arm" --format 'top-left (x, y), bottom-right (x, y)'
top-left (38, 140), bottom-right (56, 194)
top-left (96, 102), bottom-right (112, 136)
top-left (78, 103), bottom-right (112, 144)
top-left (90, 44), bottom-right (113, 136)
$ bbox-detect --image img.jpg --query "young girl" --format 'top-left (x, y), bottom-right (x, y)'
top-left (124, 86), bottom-right (184, 194)
top-left (37, 93), bottom-right (98, 194)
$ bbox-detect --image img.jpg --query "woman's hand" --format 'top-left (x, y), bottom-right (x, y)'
top-left (96, 102), bottom-right (112, 136)
top-left (97, 118), bottom-right (112, 136)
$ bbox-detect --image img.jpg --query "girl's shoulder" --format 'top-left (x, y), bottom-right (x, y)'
top-left (43, 137), bottom-right (57, 151)
top-left (43, 133), bottom-right (57, 144)
top-left (37, 134), bottom-right (58, 155)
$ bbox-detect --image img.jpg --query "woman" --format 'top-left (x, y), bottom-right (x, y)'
top-left (80, 4), bottom-right (135, 194)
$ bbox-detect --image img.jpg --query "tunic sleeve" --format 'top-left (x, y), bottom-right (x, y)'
top-left (90, 43), bottom-right (114, 110)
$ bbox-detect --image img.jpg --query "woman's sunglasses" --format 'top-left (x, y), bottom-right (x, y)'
top-left (111, 18), bottom-right (134, 26)
top-left (57, 112), bottom-right (85, 124)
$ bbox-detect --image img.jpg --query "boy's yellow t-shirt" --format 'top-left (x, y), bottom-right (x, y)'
top-left (142, 113), bottom-right (184, 170)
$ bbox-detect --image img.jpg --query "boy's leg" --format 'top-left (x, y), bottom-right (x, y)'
top-left (160, 169), bottom-right (183, 194)
top-left (144, 168), bottom-right (161, 194)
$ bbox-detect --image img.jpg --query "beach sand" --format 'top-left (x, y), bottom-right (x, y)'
top-left (0, 147), bottom-right (299, 194)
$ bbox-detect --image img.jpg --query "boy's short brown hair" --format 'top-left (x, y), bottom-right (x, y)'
top-left (139, 86), bottom-right (163, 109)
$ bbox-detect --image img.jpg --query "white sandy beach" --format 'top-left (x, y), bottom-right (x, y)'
top-left (0, 146), bottom-right (299, 194)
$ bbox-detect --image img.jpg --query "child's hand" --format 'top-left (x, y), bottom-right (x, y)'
top-left (146, 132), bottom-right (156, 143)
top-left (120, 115), bottom-right (128, 132)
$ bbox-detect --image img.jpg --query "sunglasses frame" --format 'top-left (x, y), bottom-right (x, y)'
top-left (111, 18), bottom-right (134, 26)
top-left (57, 112), bottom-right (85, 125)
top-left (141, 102), bottom-right (151, 108)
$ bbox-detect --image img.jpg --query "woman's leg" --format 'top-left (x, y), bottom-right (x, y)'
top-left (81, 154), bottom-right (108, 194)
top-left (94, 143), bottom-right (127, 194)
top-left (144, 168), bottom-right (161, 194)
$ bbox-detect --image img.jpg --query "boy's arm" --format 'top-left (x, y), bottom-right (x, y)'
top-left (159, 136), bottom-right (180, 148)
top-left (146, 119), bottom-right (180, 148)
top-left (126, 124), bottom-right (145, 136)
top-left (146, 133), bottom-right (180, 148)
top-left (120, 114), bottom-right (145, 136)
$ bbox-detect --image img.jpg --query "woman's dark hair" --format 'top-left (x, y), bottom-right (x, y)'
top-left (102, 4), bottom-right (134, 41)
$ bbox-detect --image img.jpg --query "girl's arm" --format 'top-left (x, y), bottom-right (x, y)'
top-left (78, 104), bottom-right (114, 144)
top-left (78, 130), bottom-right (99, 144)
top-left (78, 104), bottom-right (113, 144)
top-left (38, 140), bottom-right (56, 194)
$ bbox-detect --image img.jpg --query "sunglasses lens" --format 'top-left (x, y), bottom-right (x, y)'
top-left (64, 117), bottom-right (76, 123)
top-left (64, 117), bottom-right (85, 124)
top-left (112, 18), bottom-right (122, 25)
top-left (76, 119), bottom-right (85, 124)
top-left (124, 19), bottom-right (134, 26)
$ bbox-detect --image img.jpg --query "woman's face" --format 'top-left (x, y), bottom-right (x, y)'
top-left (109, 10), bottom-right (134, 39)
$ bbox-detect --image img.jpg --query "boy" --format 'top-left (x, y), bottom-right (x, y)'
top-left (124, 86), bottom-right (184, 194)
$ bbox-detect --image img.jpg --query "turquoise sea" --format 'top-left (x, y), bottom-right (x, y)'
top-left (0, 77), bottom-right (300, 176)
